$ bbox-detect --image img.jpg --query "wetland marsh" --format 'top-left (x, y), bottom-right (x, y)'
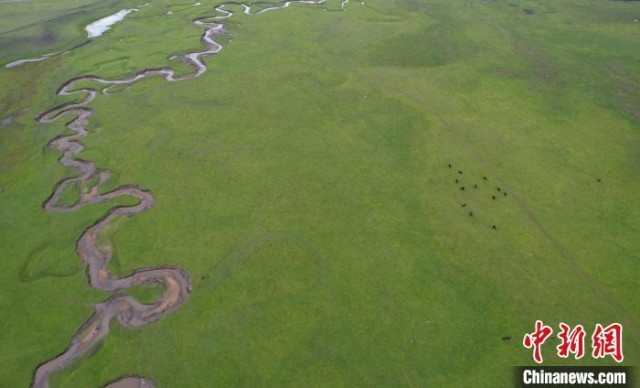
top-left (0, 0), bottom-right (639, 386)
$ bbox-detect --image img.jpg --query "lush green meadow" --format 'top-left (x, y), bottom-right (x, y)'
top-left (0, 0), bottom-right (140, 64)
top-left (1, 0), bottom-right (639, 386)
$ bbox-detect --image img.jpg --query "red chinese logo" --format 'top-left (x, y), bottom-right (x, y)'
top-left (557, 323), bottom-right (585, 360)
top-left (523, 321), bottom-right (624, 363)
top-left (523, 320), bottom-right (553, 363)
top-left (592, 323), bottom-right (624, 362)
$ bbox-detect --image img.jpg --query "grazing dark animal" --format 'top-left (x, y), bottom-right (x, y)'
top-left (469, 211), bottom-right (473, 217)
top-left (458, 170), bottom-right (463, 175)
top-left (455, 179), bottom-right (459, 183)
top-left (504, 192), bottom-right (507, 197)
top-left (448, 163), bottom-right (452, 168)
top-left (492, 195), bottom-right (496, 200)
top-left (502, 336), bottom-right (511, 342)
top-left (461, 187), bottom-right (465, 191)
top-left (597, 178), bottom-right (602, 182)
top-left (492, 225), bottom-right (497, 230)
top-left (483, 176), bottom-right (487, 181)
top-left (474, 184), bottom-right (478, 189)
top-left (497, 187), bottom-right (501, 192)
top-left (462, 203), bottom-right (467, 207)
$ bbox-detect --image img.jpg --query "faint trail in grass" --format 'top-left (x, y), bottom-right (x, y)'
top-left (30, 1), bottom-right (329, 387)
top-left (201, 231), bottom-right (287, 291)
top-left (444, 1), bottom-right (640, 337)
top-left (427, 105), bottom-right (640, 333)
top-left (404, 85), bottom-right (640, 338)
top-left (356, 61), bottom-right (639, 341)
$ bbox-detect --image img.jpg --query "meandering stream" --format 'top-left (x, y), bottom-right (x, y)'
top-left (30, 1), bottom-right (331, 387)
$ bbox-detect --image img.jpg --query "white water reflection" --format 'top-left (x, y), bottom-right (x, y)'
top-left (86, 9), bottom-right (138, 38)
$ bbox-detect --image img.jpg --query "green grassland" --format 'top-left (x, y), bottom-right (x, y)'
top-left (0, 0), bottom-right (141, 64)
top-left (1, 0), bottom-right (639, 386)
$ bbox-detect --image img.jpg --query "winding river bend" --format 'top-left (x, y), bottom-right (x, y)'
top-left (31, 1), bottom-right (328, 387)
